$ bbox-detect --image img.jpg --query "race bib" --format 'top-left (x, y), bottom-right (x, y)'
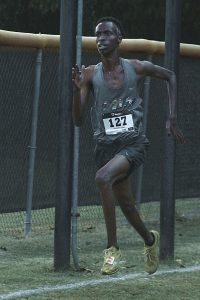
top-left (102, 112), bottom-right (135, 135)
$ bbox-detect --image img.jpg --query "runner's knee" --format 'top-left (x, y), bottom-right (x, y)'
top-left (95, 169), bottom-right (112, 188)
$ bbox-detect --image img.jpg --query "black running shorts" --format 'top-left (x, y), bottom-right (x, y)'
top-left (94, 135), bottom-right (149, 173)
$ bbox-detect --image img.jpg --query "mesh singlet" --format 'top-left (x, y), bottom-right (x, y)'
top-left (91, 58), bottom-right (144, 144)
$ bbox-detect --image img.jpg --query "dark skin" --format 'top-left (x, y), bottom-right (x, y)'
top-left (72, 21), bottom-right (185, 248)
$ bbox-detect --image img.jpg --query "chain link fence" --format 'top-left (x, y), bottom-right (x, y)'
top-left (0, 45), bottom-right (199, 238)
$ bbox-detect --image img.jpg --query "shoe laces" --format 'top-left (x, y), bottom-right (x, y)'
top-left (144, 247), bottom-right (154, 262)
top-left (104, 247), bottom-right (117, 257)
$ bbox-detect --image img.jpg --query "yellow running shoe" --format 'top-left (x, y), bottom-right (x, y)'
top-left (101, 246), bottom-right (122, 275)
top-left (144, 230), bottom-right (159, 274)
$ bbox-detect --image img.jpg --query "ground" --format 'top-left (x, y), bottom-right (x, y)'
top-left (0, 199), bottom-right (199, 299)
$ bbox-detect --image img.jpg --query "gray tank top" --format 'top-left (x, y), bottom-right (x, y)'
top-left (91, 58), bottom-right (143, 143)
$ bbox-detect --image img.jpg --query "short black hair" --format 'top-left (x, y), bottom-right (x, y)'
top-left (95, 16), bottom-right (124, 37)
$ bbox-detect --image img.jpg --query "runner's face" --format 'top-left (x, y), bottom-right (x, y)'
top-left (95, 22), bottom-right (121, 55)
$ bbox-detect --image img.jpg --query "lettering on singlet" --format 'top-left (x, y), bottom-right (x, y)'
top-left (101, 96), bottom-right (136, 135)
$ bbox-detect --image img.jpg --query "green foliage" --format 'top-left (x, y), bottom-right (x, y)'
top-left (0, 0), bottom-right (199, 43)
top-left (0, 0), bottom-right (59, 34)
top-left (83, 0), bottom-right (165, 40)
top-left (29, 0), bottom-right (59, 14)
top-left (83, 0), bottom-right (200, 43)
top-left (182, 1), bottom-right (200, 43)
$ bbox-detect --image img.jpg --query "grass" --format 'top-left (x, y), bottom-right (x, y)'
top-left (0, 199), bottom-right (199, 299)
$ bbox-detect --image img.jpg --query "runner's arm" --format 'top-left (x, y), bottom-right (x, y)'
top-left (72, 65), bottom-right (93, 126)
top-left (132, 60), bottom-right (185, 144)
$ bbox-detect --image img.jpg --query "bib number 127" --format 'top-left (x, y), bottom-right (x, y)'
top-left (103, 113), bottom-right (135, 135)
top-left (109, 116), bottom-right (127, 127)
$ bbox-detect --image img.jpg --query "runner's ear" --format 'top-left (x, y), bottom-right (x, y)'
top-left (117, 35), bottom-right (122, 44)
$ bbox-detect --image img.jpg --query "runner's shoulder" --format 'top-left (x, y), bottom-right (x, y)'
top-left (84, 65), bottom-right (96, 81)
top-left (127, 59), bottom-right (152, 76)
top-left (128, 59), bottom-right (144, 68)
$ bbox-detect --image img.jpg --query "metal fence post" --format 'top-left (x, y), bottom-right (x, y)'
top-left (54, 0), bottom-right (78, 271)
top-left (71, 0), bottom-right (83, 271)
top-left (135, 54), bottom-right (152, 210)
top-left (160, 0), bottom-right (182, 260)
top-left (24, 48), bottom-right (42, 238)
